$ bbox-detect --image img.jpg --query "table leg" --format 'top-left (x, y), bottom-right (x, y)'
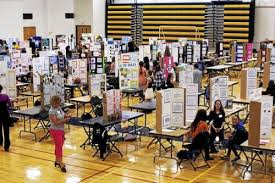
top-left (76, 102), bottom-right (79, 117)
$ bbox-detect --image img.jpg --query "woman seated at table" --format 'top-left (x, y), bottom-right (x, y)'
top-left (186, 109), bottom-right (213, 160)
top-left (221, 115), bottom-right (248, 162)
top-left (208, 100), bottom-right (225, 153)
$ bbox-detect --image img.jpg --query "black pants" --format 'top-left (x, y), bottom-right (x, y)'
top-left (226, 139), bottom-right (239, 157)
top-left (209, 128), bottom-right (224, 150)
top-left (0, 120), bottom-right (10, 149)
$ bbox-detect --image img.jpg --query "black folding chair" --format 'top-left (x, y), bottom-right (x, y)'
top-left (91, 122), bottom-right (122, 161)
top-left (90, 96), bottom-right (103, 117)
top-left (178, 131), bottom-right (211, 171)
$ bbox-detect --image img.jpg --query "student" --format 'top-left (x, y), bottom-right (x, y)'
top-left (193, 63), bottom-right (203, 93)
top-left (154, 65), bottom-right (165, 91)
top-left (138, 61), bottom-right (147, 89)
top-left (143, 70), bottom-right (154, 100)
top-left (49, 96), bottom-right (71, 172)
top-left (166, 73), bottom-right (175, 88)
top-left (0, 85), bottom-right (11, 151)
top-left (189, 109), bottom-right (213, 160)
top-left (208, 100), bottom-right (225, 153)
top-left (222, 115), bottom-right (248, 162)
top-left (110, 57), bottom-right (116, 74)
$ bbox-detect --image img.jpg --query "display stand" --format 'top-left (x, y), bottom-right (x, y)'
top-left (240, 68), bottom-right (257, 99)
top-left (68, 59), bottom-right (88, 84)
top-left (89, 74), bottom-right (106, 98)
top-left (0, 58), bottom-right (16, 98)
top-left (103, 89), bottom-right (122, 122)
top-left (156, 88), bottom-right (185, 132)
top-left (249, 96), bottom-right (273, 147)
top-left (210, 76), bottom-right (228, 109)
top-left (119, 52), bottom-right (139, 89)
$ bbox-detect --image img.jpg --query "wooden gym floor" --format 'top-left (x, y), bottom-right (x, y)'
top-left (0, 78), bottom-right (274, 183)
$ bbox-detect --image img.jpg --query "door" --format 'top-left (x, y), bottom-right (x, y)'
top-left (76, 25), bottom-right (91, 45)
top-left (23, 27), bottom-right (36, 40)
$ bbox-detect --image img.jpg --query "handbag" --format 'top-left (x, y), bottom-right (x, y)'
top-left (144, 88), bottom-right (154, 100)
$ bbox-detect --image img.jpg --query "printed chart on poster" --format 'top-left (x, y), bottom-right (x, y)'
top-left (119, 52), bottom-right (139, 89)
top-left (89, 74), bottom-right (106, 97)
top-left (156, 88), bottom-right (185, 130)
top-left (68, 59), bottom-right (88, 84)
top-left (210, 76), bottom-right (228, 109)
top-left (42, 73), bottom-right (65, 105)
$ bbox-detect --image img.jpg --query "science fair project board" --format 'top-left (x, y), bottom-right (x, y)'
top-left (263, 47), bottom-right (275, 88)
top-left (0, 58), bottom-right (16, 98)
top-left (68, 59), bottom-right (88, 84)
top-left (156, 88), bottom-right (185, 132)
top-left (119, 52), bottom-right (139, 89)
top-left (240, 68), bottom-right (257, 100)
top-left (32, 57), bottom-right (50, 92)
top-left (89, 74), bottom-right (106, 98)
top-left (41, 73), bottom-right (65, 106)
top-left (103, 89), bottom-right (122, 122)
top-left (177, 64), bottom-right (193, 87)
top-left (185, 84), bottom-right (198, 126)
top-left (210, 76), bottom-right (228, 109)
top-left (10, 50), bottom-right (32, 75)
top-left (249, 95), bottom-right (273, 147)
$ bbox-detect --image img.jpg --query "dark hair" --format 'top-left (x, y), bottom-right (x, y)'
top-left (139, 61), bottom-right (144, 74)
top-left (155, 65), bottom-right (161, 72)
top-left (139, 61), bottom-right (144, 67)
top-left (191, 109), bottom-right (207, 132)
top-left (164, 46), bottom-right (171, 57)
top-left (213, 100), bottom-right (225, 114)
top-left (194, 63), bottom-right (199, 69)
top-left (233, 115), bottom-right (240, 121)
top-left (267, 80), bottom-right (275, 89)
top-left (167, 73), bottom-right (173, 80)
top-left (148, 70), bottom-right (153, 76)
top-left (143, 57), bottom-right (149, 63)
top-left (0, 85), bottom-right (3, 92)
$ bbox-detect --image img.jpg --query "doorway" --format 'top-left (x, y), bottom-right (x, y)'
top-left (23, 26), bottom-right (36, 40)
top-left (76, 25), bottom-right (91, 45)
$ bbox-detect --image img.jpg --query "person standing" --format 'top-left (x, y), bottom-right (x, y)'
top-left (0, 85), bottom-right (11, 151)
top-left (138, 61), bottom-right (147, 89)
top-left (154, 65), bottom-right (165, 91)
top-left (193, 63), bottom-right (203, 93)
top-left (49, 96), bottom-right (71, 172)
top-left (208, 100), bottom-right (225, 153)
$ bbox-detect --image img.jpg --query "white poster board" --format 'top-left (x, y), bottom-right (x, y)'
top-left (178, 64), bottom-right (194, 87)
top-left (43, 73), bottom-right (65, 105)
top-left (260, 95), bottom-right (273, 139)
top-left (119, 52), bottom-right (139, 89)
top-left (185, 84), bottom-right (198, 126)
top-left (210, 76), bottom-right (228, 109)
top-left (33, 57), bottom-right (50, 92)
top-left (89, 74), bottom-right (106, 98)
top-left (68, 59), bottom-right (88, 84)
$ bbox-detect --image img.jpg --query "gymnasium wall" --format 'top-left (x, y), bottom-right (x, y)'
top-left (106, 1), bottom-right (254, 49)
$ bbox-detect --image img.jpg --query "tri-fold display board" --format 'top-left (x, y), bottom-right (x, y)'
top-left (240, 68), bottom-right (257, 100)
top-left (156, 88), bottom-right (186, 131)
top-left (249, 95), bottom-right (273, 147)
top-left (0, 58), bottom-right (16, 98)
top-left (10, 50), bottom-right (32, 75)
top-left (42, 73), bottom-right (65, 106)
top-left (119, 52), bottom-right (139, 89)
top-left (210, 76), bottom-right (228, 109)
top-left (103, 89), bottom-right (122, 122)
top-left (68, 59), bottom-right (88, 84)
top-left (89, 74), bottom-right (106, 98)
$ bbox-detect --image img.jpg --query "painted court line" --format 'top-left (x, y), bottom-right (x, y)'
top-left (187, 160), bottom-right (224, 183)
